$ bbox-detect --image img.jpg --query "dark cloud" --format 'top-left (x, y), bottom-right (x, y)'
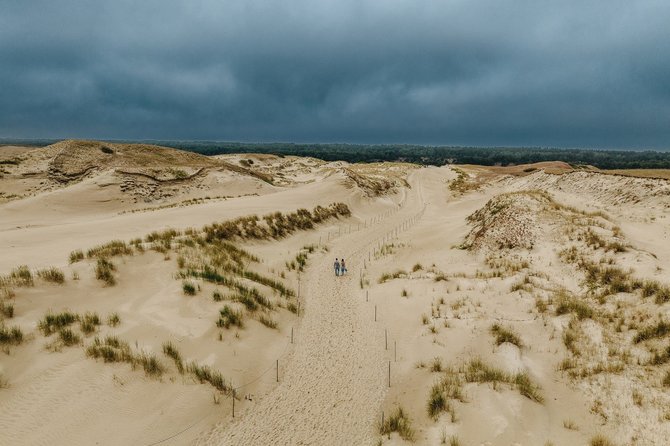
top-left (1, 0), bottom-right (669, 148)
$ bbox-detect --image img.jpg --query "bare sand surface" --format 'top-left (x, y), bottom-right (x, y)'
top-left (3, 141), bottom-right (670, 446)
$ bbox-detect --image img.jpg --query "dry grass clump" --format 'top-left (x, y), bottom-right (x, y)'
top-left (217, 306), bottom-right (244, 329)
top-left (449, 168), bottom-right (479, 194)
top-left (9, 265), bottom-right (33, 287)
top-left (162, 341), bottom-right (184, 374)
top-left (0, 301), bottom-right (14, 318)
top-left (203, 203), bottom-right (350, 242)
top-left (379, 406), bottom-right (415, 441)
top-left (107, 313), bottom-right (121, 327)
top-left (37, 267), bottom-right (65, 284)
top-left (38, 311), bottom-right (78, 335)
top-left (633, 320), bottom-right (670, 343)
top-left (182, 280), bottom-right (197, 295)
top-left (86, 336), bottom-right (132, 363)
top-left (87, 240), bottom-right (133, 258)
top-left (69, 250), bottom-right (84, 263)
top-left (80, 312), bottom-right (101, 335)
top-left (58, 328), bottom-right (81, 346)
top-left (0, 323), bottom-right (23, 345)
top-left (186, 362), bottom-right (231, 393)
top-left (464, 358), bottom-right (544, 403)
top-left (662, 371), bottom-right (670, 387)
top-left (379, 270), bottom-right (407, 284)
top-left (555, 292), bottom-right (594, 320)
top-left (95, 258), bottom-right (116, 285)
top-left (490, 323), bottom-right (523, 347)
top-left (590, 434), bottom-right (616, 446)
top-left (641, 280), bottom-right (670, 304)
top-left (258, 314), bottom-right (277, 329)
top-left (86, 336), bottom-right (164, 377)
top-left (427, 367), bottom-right (463, 421)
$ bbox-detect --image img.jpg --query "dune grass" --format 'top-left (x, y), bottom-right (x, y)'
top-left (182, 280), bottom-right (197, 295)
top-left (490, 323), bottom-right (523, 347)
top-left (633, 320), bottom-right (670, 343)
top-left (38, 311), bottom-right (78, 336)
top-left (107, 312), bottom-right (121, 327)
top-left (258, 314), bottom-right (278, 329)
top-left (186, 362), bottom-right (231, 393)
top-left (0, 301), bottom-right (14, 318)
top-left (217, 305), bottom-right (244, 329)
top-left (9, 265), bottom-right (33, 287)
top-left (464, 358), bottom-right (544, 403)
top-left (0, 324), bottom-right (23, 345)
top-left (58, 328), bottom-right (81, 346)
top-left (162, 341), bottom-right (184, 374)
top-left (379, 406), bottom-right (415, 441)
top-left (80, 312), bottom-right (101, 335)
top-left (69, 249), bottom-right (84, 264)
top-left (590, 434), bottom-right (616, 446)
top-left (37, 267), bottom-right (65, 284)
top-left (95, 258), bottom-right (116, 285)
top-left (87, 240), bottom-right (133, 258)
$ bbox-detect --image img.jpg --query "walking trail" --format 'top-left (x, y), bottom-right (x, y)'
top-left (196, 171), bottom-right (427, 445)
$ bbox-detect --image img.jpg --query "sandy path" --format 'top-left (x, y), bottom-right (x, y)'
top-left (197, 172), bottom-right (427, 446)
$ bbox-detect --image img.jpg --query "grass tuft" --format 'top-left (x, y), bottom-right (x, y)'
top-left (490, 323), bottom-right (523, 347)
top-left (379, 406), bottom-right (415, 441)
top-left (37, 267), bottom-right (65, 284)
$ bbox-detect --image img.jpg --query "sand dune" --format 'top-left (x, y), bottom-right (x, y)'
top-left (2, 142), bottom-right (670, 445)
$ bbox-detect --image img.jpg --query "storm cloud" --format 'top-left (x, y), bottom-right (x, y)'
top-left (1, 0), bottom-right (669, 148)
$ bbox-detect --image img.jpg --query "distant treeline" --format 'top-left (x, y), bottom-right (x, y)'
top-left (147, 141), bottom-right (670, 169)
top-left (3, 139), bottom-right (670, 169)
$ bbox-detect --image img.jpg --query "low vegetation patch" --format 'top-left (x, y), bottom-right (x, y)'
top-left (95, 258), bottom-right (116, 285)
top-left (69, 250), bottom-right (84, 263)
top-left (162, 341), bottom-right (184, 374)
top-left (633, 320), bottom-right (670, 343)
top-left (87, 240), bottom-right (133, 259)
top-left (464, 358), bottom-right (544, 403)
top-left (0, 324), bottom-right (23, 345)
top-left (37, 267), bottom-right (65, 284)
top-left (379, 406), bottom-right (415, 441)
top-left (217, 305), bottom-right (244, 329)
top-left (39, 311), bottom-right (78, 335)
top-left (186, 362), bottom-right (231, 393)
top-left (9, 265), bottom-right (33, 287)
top-left (490, 323), bottom-right (523, 347)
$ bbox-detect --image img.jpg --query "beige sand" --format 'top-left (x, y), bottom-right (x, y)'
top-left (2, 141), bottom-right (670, 446)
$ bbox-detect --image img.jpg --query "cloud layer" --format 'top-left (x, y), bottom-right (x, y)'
top-left (1, 0), bottom-right (669, 148)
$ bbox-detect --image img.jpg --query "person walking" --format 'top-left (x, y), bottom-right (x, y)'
top-left (341, 258), bottom-right (347, 275)
top-left (334, 258), bottom-right (341, 276)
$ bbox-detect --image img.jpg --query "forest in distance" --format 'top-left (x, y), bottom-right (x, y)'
top-left (4, 139), bottom-right (670, 169)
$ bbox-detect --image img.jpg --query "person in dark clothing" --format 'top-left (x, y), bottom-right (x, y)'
top-left (334, 258), bottom-right (341, 276)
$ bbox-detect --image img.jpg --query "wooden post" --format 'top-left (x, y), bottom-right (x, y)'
top-left (385, 329), bottom-right (388, 350)
top-left (388, 361), bottom-right (391, 387)
top-left (374, 305), bottom-right (377, 322)
top-left (232, 389), bottom-right (235, 418)
top-left (276, 359), bottom-right (279, 382)
top-left (394, 341), bottom-right (397, 362)
top-left (366, 290), bottom-right (369, 302)
top-left (291, 327), bottom-right (294, 344)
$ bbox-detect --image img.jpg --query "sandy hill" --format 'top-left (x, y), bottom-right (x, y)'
top-left (2, 156), bottom-right (670, 446)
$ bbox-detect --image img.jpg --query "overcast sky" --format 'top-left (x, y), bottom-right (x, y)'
top-left (1, 0), bottom-right (669, 148)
